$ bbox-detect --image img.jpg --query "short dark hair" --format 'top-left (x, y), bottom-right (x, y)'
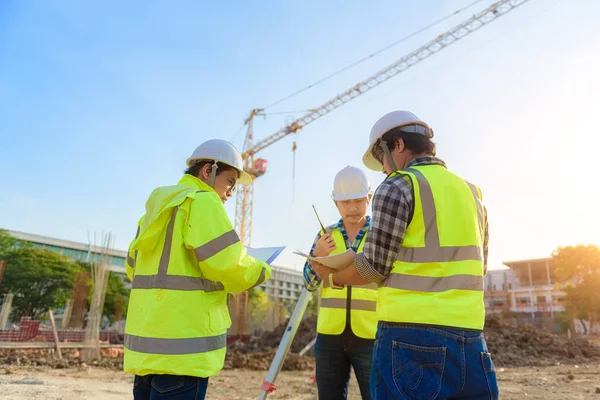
top-left (185, 160), bottom-right (237, 177)
top-left (381, 126), bottom-right (436, 156)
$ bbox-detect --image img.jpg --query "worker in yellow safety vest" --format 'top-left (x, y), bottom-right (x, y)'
top-left (123, 139), bottom-right (271, 400)
top-left (303, 165), bottom-right (377, 400)
top-left (309, 111), bottom-right (499, 400)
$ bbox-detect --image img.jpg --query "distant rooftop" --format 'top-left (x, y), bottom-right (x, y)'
top-left (7, 229), bottom-right (127, 258)
top-left (503, 257), bottom-right (551, 267)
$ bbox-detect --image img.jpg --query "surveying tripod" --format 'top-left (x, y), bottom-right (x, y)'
top-left (258, 287), bottom-right (315, 399)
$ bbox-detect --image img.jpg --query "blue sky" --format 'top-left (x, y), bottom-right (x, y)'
top-left (1, 0), bottom-right (599, 271)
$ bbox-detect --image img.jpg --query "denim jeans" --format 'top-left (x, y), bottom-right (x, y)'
top-left (314, 330), bottom-right (374, 400)
top-left (133, 374), bottom-right (209, 400)
top-left (371, 323), bottom-right (499, 400)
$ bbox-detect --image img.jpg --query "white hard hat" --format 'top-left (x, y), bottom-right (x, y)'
top-left (331, 166), bottom-right (372, 201)
top-left (186, 139), bottom-right (252, 185)
top-left (362, 110), bottom-right (432, 171)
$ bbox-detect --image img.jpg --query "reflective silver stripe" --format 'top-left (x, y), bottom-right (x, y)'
top-left (194, 230), bottom-right (240, 261)
top-left (383, 273), bottom-right (483, 292)
top-left (127, 254), bottom-right (135, 268)
top-left (320, 298), bottom-right (376, 311)
top-left (249, 267), bottom-right (267, 290)
top-left (322, 281), bottom-right (377, 290)
top-left (132, 275), bottom-right (224, 291)
top-left (320, 298), bottom-right (347, 309)
top-left (350, 299), bottom-right (377, 311)
top-left (125, 333), bottom-right (226, 355)
top-left (353, 282), bottom-right (379, 291)
top-left (396, 168), bottom-right (483, 263)
top-left (131, 207), bottom-right (224, 292)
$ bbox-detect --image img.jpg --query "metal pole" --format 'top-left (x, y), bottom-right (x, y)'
top-left (258, 288), bottom-right (312, 399)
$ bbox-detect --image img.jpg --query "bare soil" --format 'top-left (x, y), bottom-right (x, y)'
top-left (1, 364), bottom-right (599, 400)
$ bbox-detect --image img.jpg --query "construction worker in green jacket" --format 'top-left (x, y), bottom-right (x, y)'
top-left (124, 139), bottom-right (272, 400)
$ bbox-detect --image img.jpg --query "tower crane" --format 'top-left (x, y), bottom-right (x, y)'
top-left (231, 0), bottom-right (532, 336)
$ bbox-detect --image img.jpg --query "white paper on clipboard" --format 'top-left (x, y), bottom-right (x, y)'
top-left (246, 246), bottom-right (286, 265)
top-left (292, 248), bottom-right (356, 270)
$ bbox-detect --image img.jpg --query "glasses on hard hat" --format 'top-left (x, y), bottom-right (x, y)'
top-left (372, 139), bottom-right (385, 165)
top-left (372, 124), bottom-right (432, 164)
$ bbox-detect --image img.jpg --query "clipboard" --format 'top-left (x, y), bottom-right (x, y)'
top-left (246, 246), bottom-right (286, 265)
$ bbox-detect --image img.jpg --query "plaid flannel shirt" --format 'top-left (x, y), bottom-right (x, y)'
top-left (355, 156), bottom-right (489, 283)
top-left (303, 216), bottom-right (371, 291)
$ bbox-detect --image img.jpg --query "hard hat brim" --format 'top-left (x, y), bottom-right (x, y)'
top-left (362, 148), bottom-right (384, 172)
top-left (238, 170), bottom-right (253, 185)
top-left (332, 187), bottom-right (372, 201)
top-left (362, 119), bottom-right (431, 172)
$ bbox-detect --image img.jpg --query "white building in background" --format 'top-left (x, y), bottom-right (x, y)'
top-left (257, 265), bottom-right (304, 301)
top-left (503, 257), bottom-right (566, 317)
top-left (7, 229), bottom-right (128, 277)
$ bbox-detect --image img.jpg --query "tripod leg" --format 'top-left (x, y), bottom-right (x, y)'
top-left (258, 288), bottom-right (312, 399)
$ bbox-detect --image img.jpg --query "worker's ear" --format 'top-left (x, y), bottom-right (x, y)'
top-left (395, 138), bottom-right (405, 153)
top-left (200, 164), bottom-right (212, 181)
top-left (367, 193), bottom-right (373, 204)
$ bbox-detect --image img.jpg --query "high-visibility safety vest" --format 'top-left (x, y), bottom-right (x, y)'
top-left (377, 164), bottom-right (486, 330)
top-left (317, 229), bottom-right (378, 339)
top-left (123, 174), bottom-right (271, 378)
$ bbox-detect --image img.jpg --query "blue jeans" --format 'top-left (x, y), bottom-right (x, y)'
top-left (371, 323), bottom-right (499, 400)
top-left (133, 374), bottom-right (209, 400)
top-left (314, 330), bottom-right (374, 400)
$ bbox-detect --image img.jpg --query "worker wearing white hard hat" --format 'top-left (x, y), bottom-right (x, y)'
top-left (303, 165), bottom-right (377, 400)
top-left (124, 139), bottom-right (271, 400)
top-left (309, 111), bottom-right (497, 399)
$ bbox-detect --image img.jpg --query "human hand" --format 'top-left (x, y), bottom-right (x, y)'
top-left (313, 233), bottom-right (336, 257)
top-left (309, 261), bottom-right (335, 280)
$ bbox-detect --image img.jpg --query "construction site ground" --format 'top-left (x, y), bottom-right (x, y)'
top-left (1, 364), bottom-right (600, 400)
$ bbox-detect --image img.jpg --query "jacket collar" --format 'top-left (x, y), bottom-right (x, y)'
top-left (177, 174), bottom-right (215, 193)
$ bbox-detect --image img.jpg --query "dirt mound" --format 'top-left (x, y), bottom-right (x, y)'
top-left (224, 350), bottom-right (314, 371)
top-left (224, 316), bottom-right (317, 371)
top-left (484, 314), bottom-right (600, 367)
top-left (230, 316), bottom-right (317, 354)
top-left (0, 349), bottom-right (123, 371)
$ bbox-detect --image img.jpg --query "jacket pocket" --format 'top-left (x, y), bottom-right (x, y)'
top-left (209, 306), bottom-right (232, 332)
top-left (391, 340), bottom-right (446, 400)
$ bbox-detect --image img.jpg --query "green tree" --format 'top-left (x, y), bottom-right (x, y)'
top-left (552, 244), bottom-right (600, 334)
top-left (248, 288), bottom-right (270, 327)
top-left (103, 272), bottom-right (129, 323)
top-left (0, 229), bottom-right (17, 255)
top-left (305, 291), bottom-right (319, 317)
top-left (0, 248), bottom-right (78, 320)
top-left (76, 261), bottom-right (129, 323)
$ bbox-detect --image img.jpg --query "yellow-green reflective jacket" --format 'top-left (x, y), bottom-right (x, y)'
top-left (123, 174), bottom-right (271, 378)
top-left (317, 229), bottom-right (378, 339)
top-left (377, 164), bottom-right (486, 330)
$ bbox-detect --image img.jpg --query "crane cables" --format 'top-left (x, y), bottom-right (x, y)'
top-left (261, 0), bottom-right (488, 112)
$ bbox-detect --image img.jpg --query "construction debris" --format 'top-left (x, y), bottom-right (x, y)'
top-left (0, 349), bottom-right (123, 371)
top-left (229, 316), bottom-right (317, 354)
top-left (2, 314), bottom-right (599, 373)
top-left (224, 350), bottom-right (313, 371)
top-left (223, 316), bottom-right (318, 371)
top-left (484, 314), bottom-right (600, 367)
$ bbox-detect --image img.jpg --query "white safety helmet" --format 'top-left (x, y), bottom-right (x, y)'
top-left (331, 166), bottom-right (372, 201)
top-left (362, 110), bottom-right (433, 171)
top-left (186, 139), bottom-right (252, 185)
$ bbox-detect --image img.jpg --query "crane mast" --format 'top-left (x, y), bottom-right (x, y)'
top-left (231, 0), bottom-right (532, 335)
